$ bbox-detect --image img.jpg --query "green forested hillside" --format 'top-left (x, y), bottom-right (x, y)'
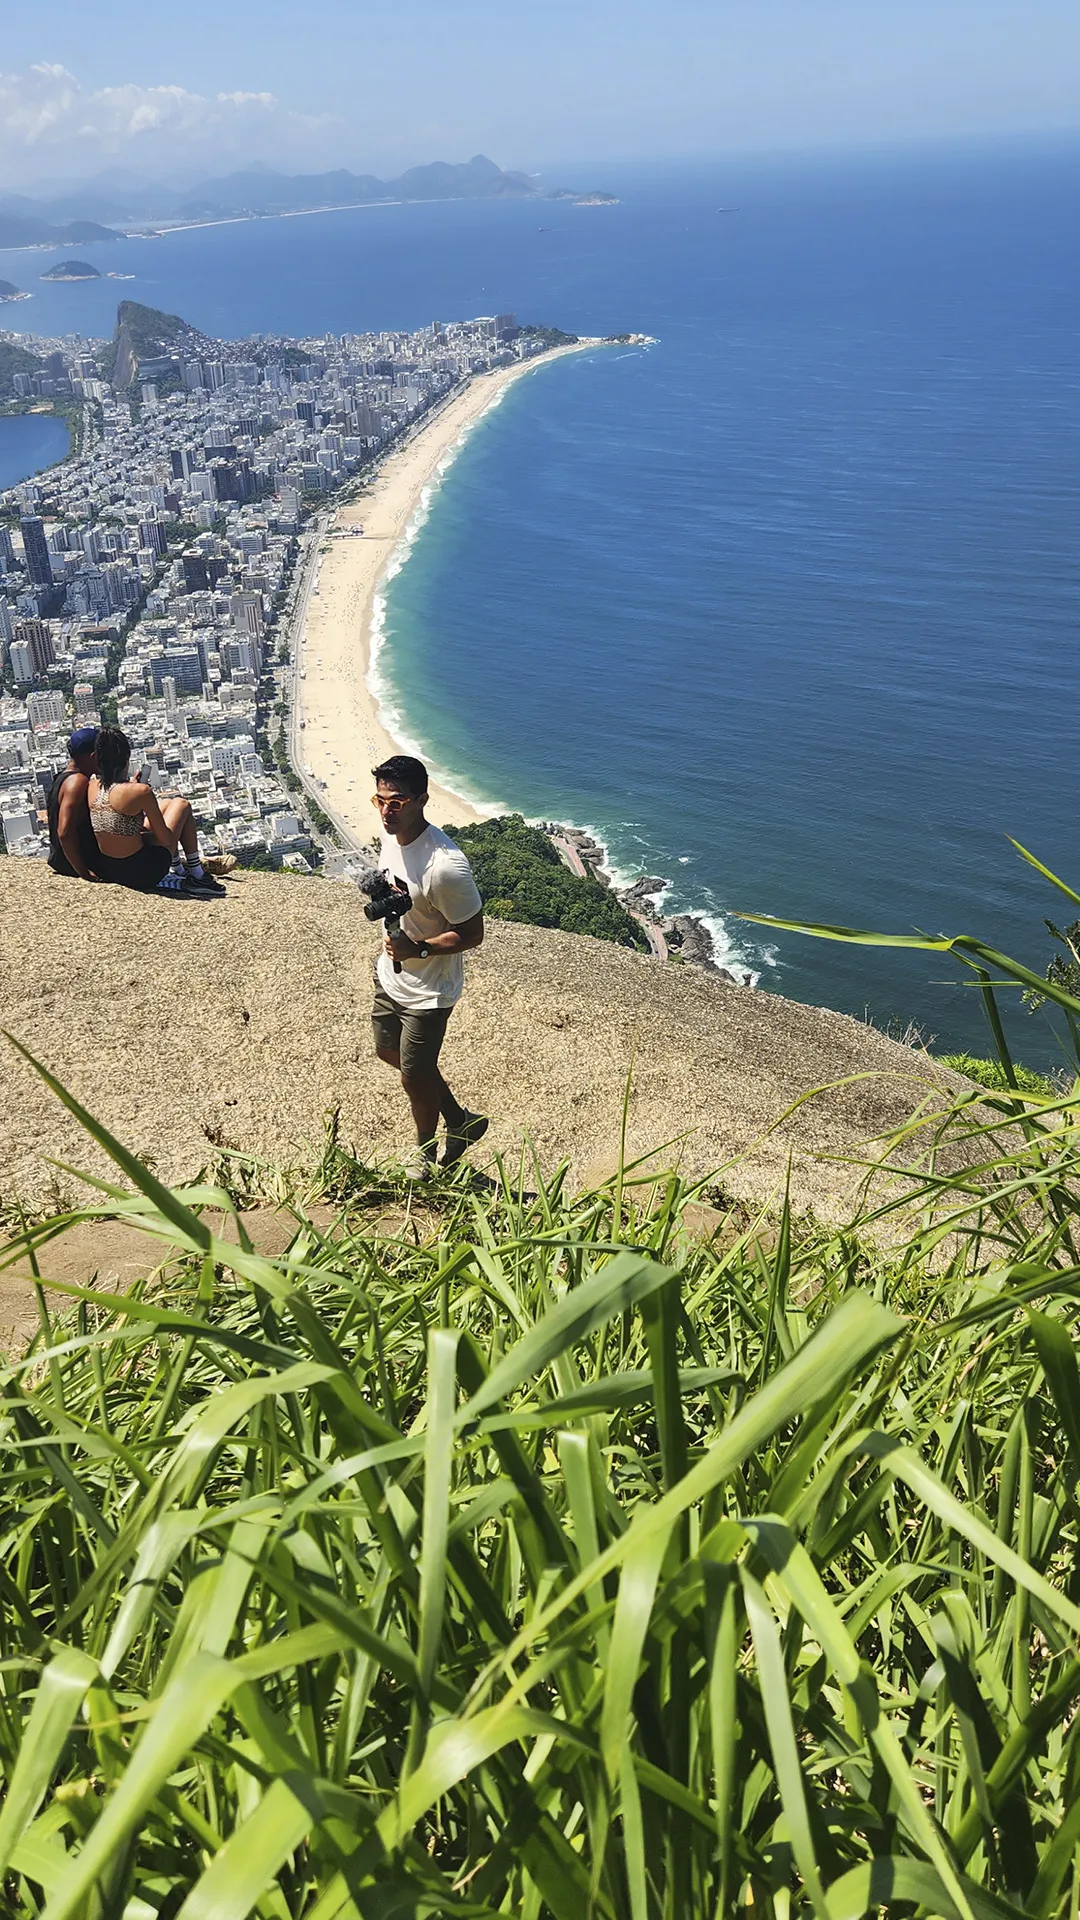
top-left (448, 813), bottom-right (647, 949)
top-left (0, 339), bottom-right (41, 394)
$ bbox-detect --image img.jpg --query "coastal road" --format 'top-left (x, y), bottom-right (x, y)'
top-left (552, 834), bottom-right (668, 964)
top-left (285, 513), bottom-right (367, 857)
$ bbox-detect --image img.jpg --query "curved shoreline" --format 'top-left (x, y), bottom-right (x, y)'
top-left (292, 341), bottom-right (749, 980)
top-left (294, 343), bottom-right (601, 835)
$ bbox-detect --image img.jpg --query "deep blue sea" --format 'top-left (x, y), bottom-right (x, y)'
top-left (4, 139), bottom-right (1077, 1064)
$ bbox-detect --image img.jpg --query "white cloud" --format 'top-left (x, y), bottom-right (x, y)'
top-left (0, 64), bottom-right (335, 180)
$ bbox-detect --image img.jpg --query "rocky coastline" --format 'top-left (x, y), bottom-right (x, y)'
top-left (541, 824), bottom-right (756, 986)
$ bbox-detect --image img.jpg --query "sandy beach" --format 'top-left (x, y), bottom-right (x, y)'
top-left (294, 343), bottom-right (599, 840)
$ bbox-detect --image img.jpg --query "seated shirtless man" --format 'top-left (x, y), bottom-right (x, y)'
top-left (46, 726), bottom-right (100, 881)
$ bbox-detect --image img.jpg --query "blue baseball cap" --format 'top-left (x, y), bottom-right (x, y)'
top-left (68, 726), bottom-right (99, 757)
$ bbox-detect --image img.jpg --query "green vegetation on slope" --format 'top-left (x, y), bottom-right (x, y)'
top-left (939, 1050), bottom-right (1057, 1095)
top-left (514, 323), bottom-right (581, 348)
top-left (0, 339), bottom-right (41, 396)
top-left (103, 299), bottom-right (200, 387)
top-left (2, 1030), bottom-right (1080, 1915)
top-left (448, 812), bottom-right (648, 949)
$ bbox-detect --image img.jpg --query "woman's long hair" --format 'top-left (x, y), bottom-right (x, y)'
top-left (95, 726), bottom-right (132, 792)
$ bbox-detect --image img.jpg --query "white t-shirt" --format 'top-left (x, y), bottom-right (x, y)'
top-left (374, 823), bottom-right (483, 1010)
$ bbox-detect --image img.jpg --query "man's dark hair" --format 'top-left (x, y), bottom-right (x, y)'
top-left (373, 754), bottom-right (428, 797)
top-left (96, 725), bottom-right (133, 790)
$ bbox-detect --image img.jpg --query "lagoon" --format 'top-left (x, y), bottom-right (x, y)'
top-left (0, 412), bottom-right (69, 492)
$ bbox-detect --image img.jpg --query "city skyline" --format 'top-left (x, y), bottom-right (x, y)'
top-left (1, 0), bottom-right (1078, 187)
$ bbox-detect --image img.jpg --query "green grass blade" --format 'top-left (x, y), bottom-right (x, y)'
top-left (416, 1328), bottom-right (458, 1704)
top-left (5, 1032), bottom-right (213, 1252)
top-left (600, 1524), bottom-right (669, 1783)
top-left (174, 1776), bottom-right (315, 1920)
top-left (825, 1857), bottom-right (1026, 1920)
top-left (41, 1653), bottom-right (240, 1920)
top-left (619, 1746), bottom-right (649, 1920)
top-left (1027, 1310), bottom-right (1080, 1487)
top-left (459, 1251), bottom-right (675, 1421)
top-left (1007, 839), bottom-right (1080, 909)
top-left (489, 1292), bottom-right (901, 1673)
top-left (742, 1567), bottom-right (829, 1919)
top-left (0, 1647), bottom-right (99, 1876)
top-left (870, 1437), bottom-right (1080, 1636)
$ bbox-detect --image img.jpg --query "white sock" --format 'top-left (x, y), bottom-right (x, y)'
top-left (185, 857), bottom-right (205, 880)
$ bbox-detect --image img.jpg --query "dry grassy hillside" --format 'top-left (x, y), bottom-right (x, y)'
top-left (0, 861), bottom-right (962, 1215)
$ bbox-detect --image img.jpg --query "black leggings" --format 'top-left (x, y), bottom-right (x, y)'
top-left (93, 842), bottom-right (172, 891)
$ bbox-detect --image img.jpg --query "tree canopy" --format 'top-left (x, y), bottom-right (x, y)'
top-left (446, 814), bottom-right (647, 950)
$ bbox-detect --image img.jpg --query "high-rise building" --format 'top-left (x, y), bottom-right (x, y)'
top-left (147, 645), bottom-right (206, 695)
top-left (14, 618), bottom-right (54, 676)
top-left (101, 562), bottom-right (142, 611)
top-left (163, 675), bottom-right (178, 715)
top-left (139, 520), bottom-right (168, 558)
top-left (73, 683), bottom-right (97, 718)
top-left (19, 517), bottom-right (53, 588)
top-left (8, 640), bottom-right (33, 684)
top-left (212, 461), bottom-right (253, 504)
top-left (221, 635), bottom-right (258, 677)
top-left (27, 688), bottom-right (66, 729)
top-left (0, 527), bottom-right (15, 571)
top-left (182, 550), bottom-right (227, 593)
top-left (230, 593), bottom-right (264, 642)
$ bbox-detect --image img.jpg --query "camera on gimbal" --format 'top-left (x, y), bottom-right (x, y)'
top-left (358, 867), bottom-right (414, 972)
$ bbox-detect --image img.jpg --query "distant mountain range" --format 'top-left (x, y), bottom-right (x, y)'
top-left (0, 155), bottom-right (616, 245)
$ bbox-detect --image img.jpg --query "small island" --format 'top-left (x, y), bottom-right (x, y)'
top-left (0, 280), bottom-right (29, 302)
top-left (40, 259), bottom-right (101, 282)
top-left (547, 188), bottom-right (621, 206)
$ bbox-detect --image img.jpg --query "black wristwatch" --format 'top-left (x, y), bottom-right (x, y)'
top-left (416, 941), bottom-right (431, 959)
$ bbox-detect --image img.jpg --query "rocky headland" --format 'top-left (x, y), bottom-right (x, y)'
top-left (543, 824), bottom-right (756, 984)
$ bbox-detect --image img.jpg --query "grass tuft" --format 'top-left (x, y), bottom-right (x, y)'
top-left (2, 999), bottom-right (1080, 1913)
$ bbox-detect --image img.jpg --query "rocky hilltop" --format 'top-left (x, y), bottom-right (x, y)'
top-left (40, 259), bottom-right (101, 281)
top-left (0, 861), bottom-right (964, 1217)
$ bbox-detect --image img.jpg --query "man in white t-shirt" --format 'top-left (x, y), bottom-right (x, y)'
top-left (369, 754), bottom-right (487, 1179)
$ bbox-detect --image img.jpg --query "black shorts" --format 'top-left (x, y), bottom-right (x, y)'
top-left (93, 842), bottom-right (172, 892)
top-left (372, 979), bottom-right (452, 1076)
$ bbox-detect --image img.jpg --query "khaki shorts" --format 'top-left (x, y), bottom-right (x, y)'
top-left (372, 978), bottom-right (452, 1077)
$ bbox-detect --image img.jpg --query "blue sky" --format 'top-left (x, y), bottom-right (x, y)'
top-left (3, 0), bottom-right (1079, 186)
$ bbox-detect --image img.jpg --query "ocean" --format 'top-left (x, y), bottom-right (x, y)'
top-left (4, 138), bottom-right (1077, 1064)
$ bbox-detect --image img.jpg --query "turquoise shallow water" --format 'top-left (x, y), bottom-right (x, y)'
top-left (3, 141), bottom-right (1077, 1063)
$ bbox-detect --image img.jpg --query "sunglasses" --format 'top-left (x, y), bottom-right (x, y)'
top-left (371, 792), bottom-right (416, 812)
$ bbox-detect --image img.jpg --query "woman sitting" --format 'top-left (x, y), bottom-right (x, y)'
top-left (87, 726), bottom-right (224, 895)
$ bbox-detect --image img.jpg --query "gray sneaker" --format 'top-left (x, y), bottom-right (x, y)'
top-left (442, 1111), bottom-right (489, 1169)
top-left (400, 1143), bottom-right (438, 1182)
